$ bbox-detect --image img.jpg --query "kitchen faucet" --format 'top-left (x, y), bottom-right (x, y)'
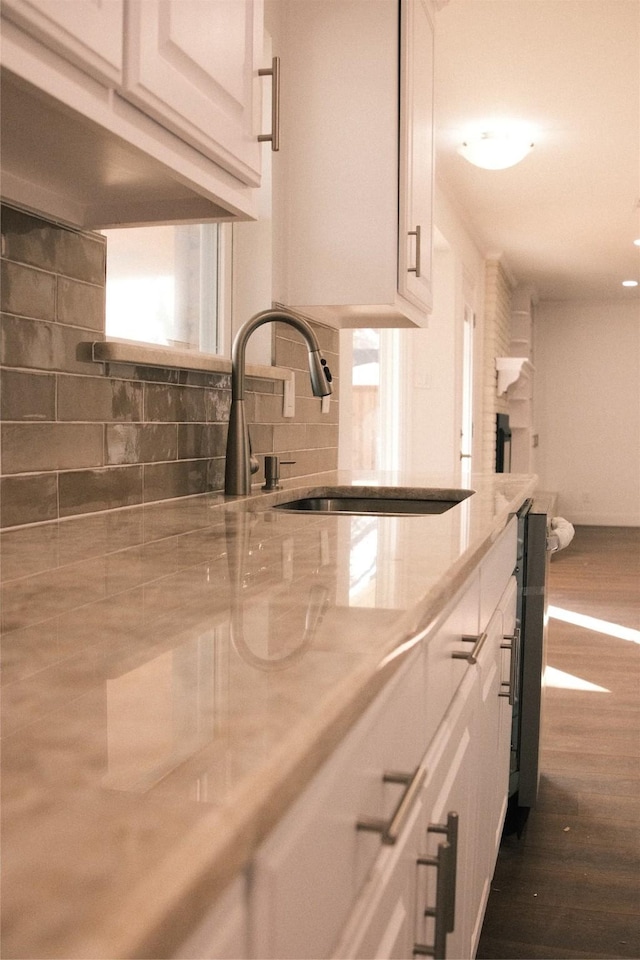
top-left (224, 308), bottom-right (333, 496)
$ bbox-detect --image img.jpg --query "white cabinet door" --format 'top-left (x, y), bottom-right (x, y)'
top-left (123, 0), bottom-right (263, 185)
top-left (1, 0), bottom-right (123, 83)
top-left (272, 0), bottom-right (433, 328)
top-left (416, 669), bottom-right (479, 960)
top-left (466, 576), bottom-right (517, 955)
top-left (398, 0), bottom-right (434, 314)
top-left (250, 646), bottom-right (426, 960)
top-left (332, 799), bottom-right (424, 960)
top-left (171, 876), bottom-right (248, 960)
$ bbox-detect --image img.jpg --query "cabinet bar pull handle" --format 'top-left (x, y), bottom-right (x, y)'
top-left (258, 56), bottom-right (280, 151)
top-left (499, 628), bottom-right (521, 705)
top-left (428, 812), bottom-right (458, 931)
top-left (452, 630), bottom-right (488, 664)
top-left (357, 766), bottom-right (425, 845)
top-left (408, 225), bottom-right (421, 276)
top-left (415, 841), bottom-right (453, 959)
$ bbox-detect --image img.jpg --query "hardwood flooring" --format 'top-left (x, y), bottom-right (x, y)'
top-left (476, 526), bottom-right (640, 960)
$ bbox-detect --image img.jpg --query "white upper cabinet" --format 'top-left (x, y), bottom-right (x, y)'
top-left (0, 0), bottom-right (265, 226)
top-left (122, 0), bottom-right (262, 186)
top-left (398, 0), bottom-right (435, 314)
top-left (1, 0), bottom-right (124, 84)
top-left (272, 0), bottom-right (435, 328)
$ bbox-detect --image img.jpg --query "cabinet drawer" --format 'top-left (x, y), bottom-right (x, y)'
top-left (479, 517), bottom-right (517, 629)
top-left (250, 647), bottom-right (426, 960)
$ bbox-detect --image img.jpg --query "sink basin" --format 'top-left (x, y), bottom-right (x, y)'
top-left (273, 486), bottom-right (473, 517)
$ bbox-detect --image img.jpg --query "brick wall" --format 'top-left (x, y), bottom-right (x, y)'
top-left (481, 259), bottom-right (512, 473)
top-left (0, 205), bottom-right (339, 528)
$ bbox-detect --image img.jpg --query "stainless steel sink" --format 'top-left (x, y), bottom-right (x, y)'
top-left (273, 486), bottom-right (473, 517)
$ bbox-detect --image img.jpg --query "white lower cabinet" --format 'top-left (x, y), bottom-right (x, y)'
top-left (332, 798), bottom-right (424, 960)
top-left (171, 876), bottom-right (248, 960)
top-left (181, 519), bottom-right (519, 960)
top-left (249, 646), bottom-right (426, 959)
top-left (415, 668), bottom-right (478, 960)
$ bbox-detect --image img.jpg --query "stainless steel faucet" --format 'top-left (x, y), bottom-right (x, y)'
top-left (224, 308), bottom-right (333, 496)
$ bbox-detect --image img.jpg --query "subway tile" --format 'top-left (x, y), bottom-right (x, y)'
top-left (56, 277), bottom-right (104, 332)
top-left (0, 206), bottom-right (105, 283)
top-left (118, 365), bottom-right (230, 390)
top-left (272, 422), bottom-right (308, 450)
top-left (1, 260), bottom-right (56, 321)
top-left (53, 227), bottom-right (105, 286)
top-left (177, 422), bottom-right (227, 460)
top-left (304, 422), bottom-right (339, 450)
top-left (1, 422), bottom-right (103, 474)
top-left (144, 382), bottom-right (206, 422)
top-left (57, 375), bottom-right (143, 421)
top-left (106, 423), bottom-right (178, 465)
top-left (1, 314), bottom-right (97, 374)
top-left (104, 423), bottom-right (140, 465)
top-left (0, 474), bottom-right (58, 528)
top-left (58, 466), bottom-right (143, 517)
top-left (205, 388), bottom-right (231, 423)
top-left (108, 365), bottom-right (189, 385)
top-left (207, 458), bottom-right (225, 493)
top-left (143, 460), bottom-right (209, 503)
top-left (0, 206), bottom-right (59, 273)
top-left (0, 370), bottom-right (56, 421)
top-left (248, 423), bottom-right (274, 455)
top-left (254, 392), bottom-right (283, 423)
top-left (245, 376), bottom-right (277, 395)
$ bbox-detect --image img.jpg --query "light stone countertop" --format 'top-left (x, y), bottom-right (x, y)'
top-left (0, 469), bottom-right (537, 959)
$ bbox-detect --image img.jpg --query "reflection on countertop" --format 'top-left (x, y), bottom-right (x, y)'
top-left (0, 469), bottom-right (536, 959)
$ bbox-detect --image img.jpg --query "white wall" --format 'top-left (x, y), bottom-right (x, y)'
top-left (534, 300), bottom-right (640, 526)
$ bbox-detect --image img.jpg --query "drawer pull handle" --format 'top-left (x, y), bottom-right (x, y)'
top-left (408, 224), bottom-right (422, 276)
top-left (258, 56), bottom-right (280, 152)
top-left (499, 628), bottom-right (521, 705)
top-left (415, 840), bottom-right (454, 959)
top-left (427, 812), bottom-right (458, 932)
top-left (452, 630), bottom-right (488, 664)
top-left (357, 766), bottom-right (425, 845)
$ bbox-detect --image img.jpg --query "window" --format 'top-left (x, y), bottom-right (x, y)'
top-left (103, 223), bottom-right (227, 354)
top-left (341, 328), bottom-right (404, 473)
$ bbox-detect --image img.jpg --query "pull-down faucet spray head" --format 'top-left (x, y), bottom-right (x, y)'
top-left (224, 308), bottom-right (333, 496)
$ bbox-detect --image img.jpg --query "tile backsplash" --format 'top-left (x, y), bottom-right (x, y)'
top-left (0, 205), bottom-right (339, 528)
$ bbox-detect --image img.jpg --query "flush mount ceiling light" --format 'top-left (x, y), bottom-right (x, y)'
top-left (458, 127), bottom-right (535, 170)
top-left (622, 279), bottom-right (638, 287)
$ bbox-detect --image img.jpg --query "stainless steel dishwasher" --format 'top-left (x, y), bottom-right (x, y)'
top-left (505, 497), bottom-right (552, 833)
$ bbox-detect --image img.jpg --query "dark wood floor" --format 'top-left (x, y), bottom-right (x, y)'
top-left (477, 526), bottom-right (640, 960)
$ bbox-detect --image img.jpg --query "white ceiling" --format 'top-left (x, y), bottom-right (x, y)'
top-left (433, 0), bottom-right (640, 302)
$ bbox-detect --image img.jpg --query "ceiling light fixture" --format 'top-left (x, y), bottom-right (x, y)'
top-left (634, 239), bottom-right (640, 246)
top-left (621, 279), bottom-right (638, 287)
top-left (458, 127), bottom-right (535, 170)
